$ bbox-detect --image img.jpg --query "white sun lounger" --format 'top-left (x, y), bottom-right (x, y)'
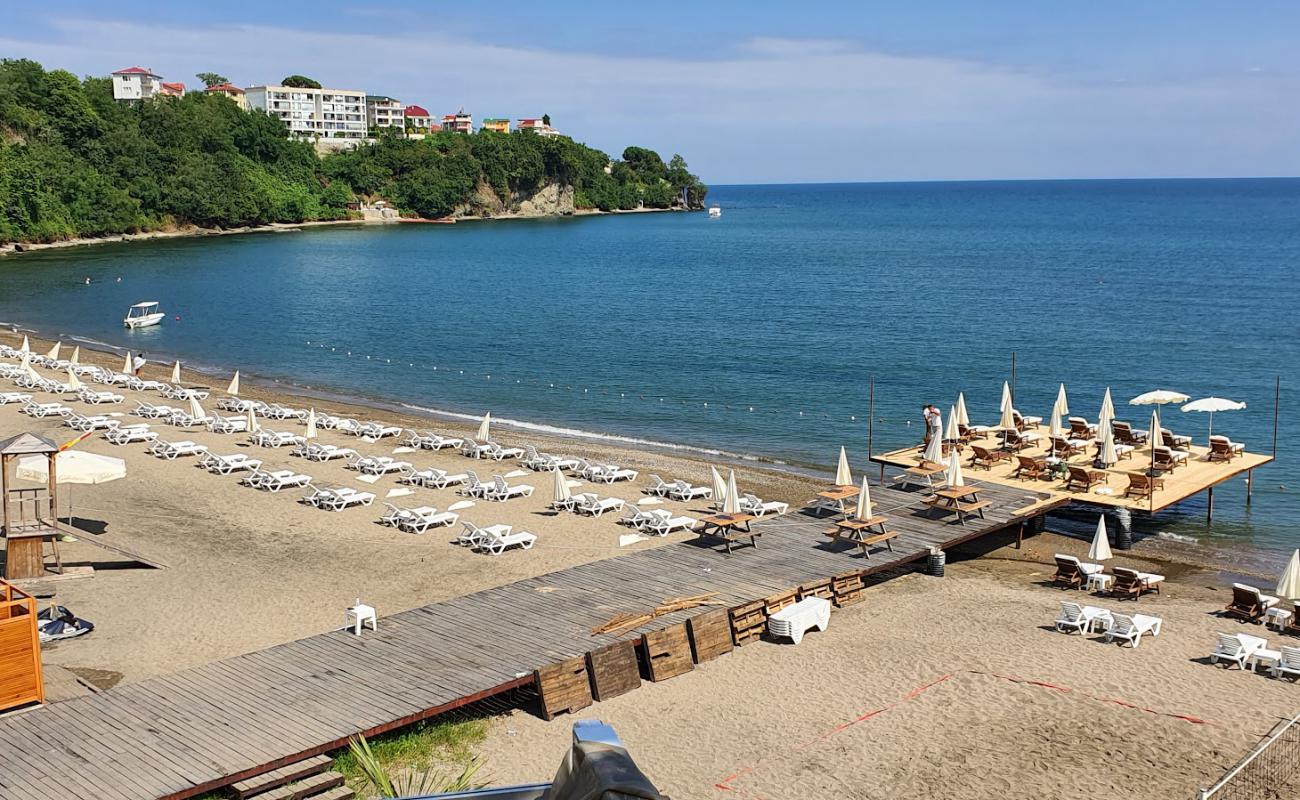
top-left (459, 472), bottom-right (495, 498)
top-left (148, 440), bottom-right (209, 460)
top-left (298, 443), bottom-right (356, 462)
top-left (357, 422), bottom-right (403, 439)
top-left (400, 466), bottom-right (468, 489)
top-left (644, 512), bottom-right (697, 536)
top-left (457, 521), bottom-right (511, 548)
top-left (487, 476), bottom-right (534, 501)
top-left (22, 401), bottom-right (70, 418)
top-left (208, 416), bottom-right (249, 434)
top-left (307, 487), bottom-right (375, 511)
top-left (741, 494), bottom-right (789, 517)
top-left (260, 471), bottom-right (312, 493)
top-left (460, 438), bottom-right (496, 459)
top-left (484, 442), bottom-right (525, 461)
top-left (78, 388), bottom-right (123, 404)
top-left (768, 596), bottom-right (831, 645)
top-left (65, 413), bottom-right (115, 432)
top-left (1211, 632), bottom-right (1269, 670)
top-left (667, 480), bottom-right (712, 501)
top-left (588, 465), bottom-right (638, 484)
top-left (1104, 613), bottom-right (1162, 647)
top-left (1055, 601), bottom-right (1112, 635)
top-left (620, 505), bottom-right (659, 528)
top-left (170, 411), bottom-right (215, 428)
top-left (1270, 646), bottom-right (1300, 680)
top-left (104, 425), bottom-right (159, 445)
top-left (201, 453), bottom-right (263, 475)
top-left (576, 495), bottom-right (625, 516)
top-left (643, 475), bottom-right (674, 497)
top-left (134, 401), bottom-right (180, 418)
top-left (251, 430), bottom-right (301, 448)
top-left (0, 392), bottom-right (33, 405)
top-left (474, 526), bottom-right (537, 555)
top-left (398, 507), bottom-right (460, 534)
top-left (351, 456), bottom-right (411, 476)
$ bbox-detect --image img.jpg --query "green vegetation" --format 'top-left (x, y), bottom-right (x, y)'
top-left (280, 75), bottom-right (321, 89)
top-left (195, 72), bottom-right (228, 88)
top-left (333, 717), bottom-right (488, 797)
top-left (0, 58), bottom-right (707, 245)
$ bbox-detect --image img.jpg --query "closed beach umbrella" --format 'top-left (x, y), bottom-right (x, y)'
top-left (305, 408), bottom-right (318, 439)
top-left (19, 335), bottom-right (30, 353)
top-left (46, 342), bottom-right (60, 361)
top-left (227, 371), bottom-right (241, 396)
top-left (955, 392), bottom-right (970, 427)
top-left (944, 405), bottom-right (960, 443)
top-left (855, 476), bottom-right (873, 521)
top-left (1047, 397), bottom-right (1064, 458)
top-left (723, 470), bottom-right (741, 515)
top-left (1100, 388), bottom-right (1115, 425)
top-left (477, 411), bottom-right (491, 442)
top-left (552, 467), bottom-right (571, 505)
top-left (1276, 550), bottom-right (1300, 601)
top-left (921, 424), bottom-right (944, 465)
top-left (1097, 416), bottom-right (1118, 466)
top-left (70, 346), bottom-right (80, 365)
top-left (245, 405), bottom-right (259, 434)
top-left (1149, 408), bottom-right (1162, 454)
top-left (1088, 516), bottom-right (1114, 562)
top-left (121, 351), bottom-right (132, 375)
top-left (1056, 383), bottom-right (1070, 417)
top-left (835, 447), bottom-right (852, 486)
top-left (1181, 397), bottom-right (1246, 443)
top-left (170, 361), bottom-right (181, 383)
top-left (1130, 389), bottom-right (1189, 406)
top-left (711, 466), bottom-right (726, 505)
top-left (945, 448), bottom-right (965, 487)
top-left (997, 401), bottom-right (1016, 432)
top-left (66, 368), bottom-right (82, 392)
top-left (1000, 381), bottom-right (1013, 413)
top-left (20, 352), bottom-right (40, 383)
top-left (189, 395), bottom-right (206, 420)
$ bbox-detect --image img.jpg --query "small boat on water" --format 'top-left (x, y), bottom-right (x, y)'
top-left (708, 205), bottom-right (722, 218)
top-left (123, 301), bottom-right (165, 329)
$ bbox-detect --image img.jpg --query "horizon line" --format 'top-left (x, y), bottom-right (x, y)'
top-left (708, 175), bottom-right (1300, 188)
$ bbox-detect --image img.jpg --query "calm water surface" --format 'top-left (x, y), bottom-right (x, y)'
top-left (2, 180), bottom-right (1297, 559)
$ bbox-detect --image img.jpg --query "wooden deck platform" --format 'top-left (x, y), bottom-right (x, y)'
top-left (0, 479), bottom-right (1060, 800)
top-left (874, 433), bottom-right (1271, 515)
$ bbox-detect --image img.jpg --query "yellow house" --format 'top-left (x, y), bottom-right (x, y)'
top-left (482, 117), bottom-right (510, 133)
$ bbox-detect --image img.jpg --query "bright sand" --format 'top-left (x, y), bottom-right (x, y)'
top-left (2, 331), bottom-right (1292, 799)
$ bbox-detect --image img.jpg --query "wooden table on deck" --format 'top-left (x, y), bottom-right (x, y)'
top-left (926, 485), bottom-right (990, 526)
top-left (695, 513), bottom-right (759, 554)
top-left (901, 462), bottom-right (947, 489)
top-left (814, 485), bottom-right (859, 515)
top-left (827, 514), bottom-right (890, 542)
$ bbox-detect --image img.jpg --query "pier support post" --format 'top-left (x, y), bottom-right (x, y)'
top-left (1206, 487), bottom-right (1214, 524)
top-left (927, 547), bottom-right (946, 577)
top-left (879, 462), bottom-right (885, 487)
top-left (1114, 508), bottom-right (1133, 551)
top-left (1246, 469), bottom-right (1254, 505)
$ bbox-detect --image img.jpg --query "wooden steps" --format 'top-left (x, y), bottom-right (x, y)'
top-left (253, 772), bottom-right (347, 800)
top-left (232, 755), bottom-right (333, 799)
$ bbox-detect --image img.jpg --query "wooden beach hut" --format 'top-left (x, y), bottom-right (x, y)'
top-left (1, 433), bottom-right (63, 580)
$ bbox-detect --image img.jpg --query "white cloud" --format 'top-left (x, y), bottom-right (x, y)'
top-left (2, 19), bottom-right (1297, 182)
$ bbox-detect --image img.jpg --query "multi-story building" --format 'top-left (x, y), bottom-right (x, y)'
top-left (518, 118), bottom-right (562, 137)
top-left (481, 117), bottom-right (510, 133)
top-left (441, 109), bottom-right (473, 133)
top-left (245, 85), bottom-right (367, 140)
top-left (112, 66), bottom-right (163, 101)
top-left (404, 105), bottom-right (433, 132)
top-left (205, 83), bottom-right (248, 110)
top-left (366, 95), bottom-right (404, 129)
top-left (159, 82), bottom-right (186, 98)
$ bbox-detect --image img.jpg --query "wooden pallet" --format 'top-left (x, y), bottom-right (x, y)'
top-left (730, 599), bottom-right (767, 646)
top-left (535, 655), bottom-right (593, 720)
top-left (586, 639), bottom-right (640, 702)
top-left (642, 623), bottom-right (693, 682)
top-left (687, 608), bottom-right (734, 663)
top-left (832, 571), bottom-right (865, 607)
top-left (764, 589), bottom-right (798, 615)
top-left (798, 578), bottom-right (834, 602)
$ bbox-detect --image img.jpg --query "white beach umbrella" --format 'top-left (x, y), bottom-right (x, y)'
top-left (1130, 389), bottom-right (1189, 406)
top-left (711, 466), bottom-right (726, 504)
top-left (835, 447), bottom-right (852, 486)
top-left (70, 346), bottom-right (80, 365)
top-left (1097, 416), bottom-right (1118, 467)
top-left (855, 476), bottom-right (873, 521)
top-left (1149, 408), bottom-right (1162, 454)
top-left (997, 402), bottom-right (1016, 432)
top-left (921, 424), bottom-right (944, 465)
top-left (945, 448), bottom-right (965, 487)
top-left (955, 392), bottom-right (970, 427)
top-left (20, 352), bottom-right (40, 382)
top-left (66, 368), bottom-right (82, 392)
top-left (1055, 383), bottom-right (1070, 417)
top-left (305, 408), bottom-right (318, 439)
top-left (16, 450), bottom-right (127, 521)
top-left (1181, 397), bottom-right (1247, 442)
top-left (1088, 516), bottom-right (1114, 562)
top-left (1047, 397), bottom-right (1064, 458)
top-left (1100, 388), bottom-right (1115, 425)
top-left (189, 395), bottom-right (206, 420)
top-left (1000, 381), bottom-right (1013, 413)
top-left (227, 371), bottom-right (241, 396)
top-left (245, 405), bottom-right (260, 434)
top-left (723, 470), bottom-right (741, 515)
top-left (944, 405), bottom-right (960, 442)
top-left (19, 335), bottom-right (30, 353)
top-left (46, 342), bottom-right (60, 360)
top-left (121, 351), bottom-right (133, 375)
top-left (1276, 550), bottom-right (1300, 602)
top-left (170, 361), bottom-right (181, 384)
top-left (476, 411), bottom-right (491, 442)
top-left (552, 467), bottom-right (571, 504)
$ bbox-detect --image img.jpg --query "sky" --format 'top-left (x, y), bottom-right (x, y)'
top-left (3, 1), bottom-right (1298, 184)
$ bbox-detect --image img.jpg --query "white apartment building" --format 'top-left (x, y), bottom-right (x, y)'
top-left (366, 95), bottom-right (404, 129)
top-left (245, 85), bottom-right (367, 140)
top-left (112, 67), bottom-right (163, 101)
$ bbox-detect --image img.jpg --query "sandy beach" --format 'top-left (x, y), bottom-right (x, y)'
top-left (1, 329), bottom-right (1294, 800)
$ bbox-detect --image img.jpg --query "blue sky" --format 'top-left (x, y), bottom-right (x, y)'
top-left (3, 1), bottom-right (1298, 183)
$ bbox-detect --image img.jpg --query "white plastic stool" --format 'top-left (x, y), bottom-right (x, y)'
top-left (345, 598), bottom-right (377, 635)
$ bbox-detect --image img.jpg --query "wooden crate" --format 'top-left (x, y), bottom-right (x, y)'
top-left (687, 609), bottom-right (734, 663)
top-left (0, 580), bottom-right (43, 711)
top-left (585, 640), bottom-right (640, 702)
top-left (798, 578), bottom-right (834, 602)
top-left (730, 600), bottom-right (767, 646)
top-left (534, 655), bottom-right (592, 720)
top-left (641, 624), bottom-right (693, 682)
top-left (764, 589), bottom-right (797, 615)
top-left (832, 571), bottom-right (864, 607)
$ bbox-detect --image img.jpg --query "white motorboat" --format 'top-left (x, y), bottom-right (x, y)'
top-left (708, 205), bottom-right (722, 218)
top-left (123, 301), bottom-right (165, 329)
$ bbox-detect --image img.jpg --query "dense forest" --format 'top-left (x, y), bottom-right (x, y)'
top-left (0, 59), bottom-right (708, 245)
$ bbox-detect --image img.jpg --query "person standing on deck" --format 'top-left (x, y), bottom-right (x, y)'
top-left (922, 404), bottom-right (941, 444)
top-left (132, 352), bottom-right (147, 377)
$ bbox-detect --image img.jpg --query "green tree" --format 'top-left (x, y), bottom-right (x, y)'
top-left (195, 72), bottom-right (229, 87)
top-left (280, 75), bottom-right (321, 89)
top-left (542, 113), bottom-right (551, 127)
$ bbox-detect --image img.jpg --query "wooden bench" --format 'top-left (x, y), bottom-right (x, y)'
top-left (855, 530), bottom-right (899, 559)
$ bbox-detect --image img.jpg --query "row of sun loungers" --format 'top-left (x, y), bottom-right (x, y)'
top-left (1054, 601), bottom-right (1163, 647)
top-left (1052, 555), bottom-right (1165, 598)
top-left (379, 503), bottom-right (460, 533)
top-left (455, 522), bottom-right (537, 554)
top-left (1211, 632), bottom-right (1300, 679)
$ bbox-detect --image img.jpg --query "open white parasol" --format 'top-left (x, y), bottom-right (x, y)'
top-left (1088, 516), bottom-right (1113, 561)
top-left (16, 450), bottom-right (127, 521)
top-left (1181, 397), bottom-right (1246, 443)
top-left (1130, 389), bottom-right (1189, 406)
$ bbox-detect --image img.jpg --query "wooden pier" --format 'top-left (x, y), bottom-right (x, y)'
top-left (0, 478), bottom-right (1060, 800)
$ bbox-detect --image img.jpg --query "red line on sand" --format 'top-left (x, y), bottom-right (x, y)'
top-left (714, 671), bottom-right (1208, 794)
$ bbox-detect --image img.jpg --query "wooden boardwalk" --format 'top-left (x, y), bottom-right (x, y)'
top-left (0, 478), bottom-right (1059, 800)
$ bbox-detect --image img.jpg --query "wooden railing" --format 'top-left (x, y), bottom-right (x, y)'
top-left (0, 578), bottom-right (43, 709)
top-left (4, 487), bottom-right (53, 528)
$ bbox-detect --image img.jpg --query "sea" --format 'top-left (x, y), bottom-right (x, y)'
top-left (2, 179), bottom-right (1297, 569)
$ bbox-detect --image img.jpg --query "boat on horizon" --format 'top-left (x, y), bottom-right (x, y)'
top-left (708, 205), bottom-right (722, 218)
top-left (123, 301), bottom-right (165, 329)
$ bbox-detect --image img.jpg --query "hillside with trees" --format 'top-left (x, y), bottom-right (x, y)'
top-left (0, 59), bottom-right (708, 245)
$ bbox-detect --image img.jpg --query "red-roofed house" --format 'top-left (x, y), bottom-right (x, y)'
top-left (518, 117), bottom-right (562, 137)
top-left (206, 83), bottom-right (248, 110)
top-left (158, 82), bottom-right (186, 98)
top-left (404, 104), bottom-right (432, 132)
top-left (441, 109), bottom-right (473, 133)
top-left (112, 66), bottom-right (163, 101)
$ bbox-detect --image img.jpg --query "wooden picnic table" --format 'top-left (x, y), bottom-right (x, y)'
top-left (925, 485), bottom-right (990, 526)
top-left (814, 485), bottom-right (859, 515)
top-left (901, 462), bottom-right (946, 489)
top-left (827, 514), bottom-right (890, 542)
top-left (695, 513), bottom-right (759, 554)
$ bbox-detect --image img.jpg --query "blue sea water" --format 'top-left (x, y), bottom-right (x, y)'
top-left (1, 179), bottom-right (1297, 558)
